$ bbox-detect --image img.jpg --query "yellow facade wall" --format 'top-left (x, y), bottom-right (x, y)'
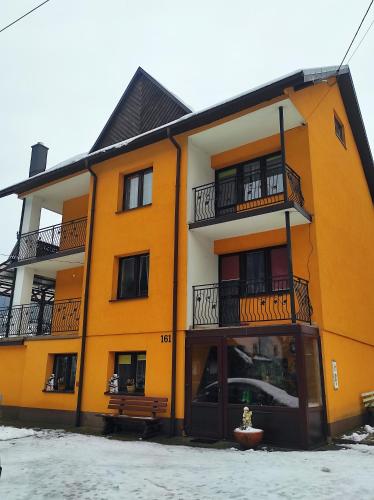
top-left (62, 195), bottom-right (89, 223)
top-left (0, 346), bottom-right (26, 407)
top-left (55, 266), bottom-right (84, 301)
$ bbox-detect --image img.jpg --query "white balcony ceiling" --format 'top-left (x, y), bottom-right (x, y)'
top-left (20, 172), bottom-right (90, 213)
top-left (16, 251), bottom-right (85, 278)
top-left (189, 98), bottom-right (304, 156)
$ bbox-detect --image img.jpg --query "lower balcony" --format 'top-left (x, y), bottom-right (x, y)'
top-left (192, 276), bottom-right (312, 328)
top-left (0, 298), bottom-right (81, 338)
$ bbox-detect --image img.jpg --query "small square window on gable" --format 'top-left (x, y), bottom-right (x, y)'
top-left (334, 113), bottom-right (346, 147)
top-left (123, 168), bottom-right (153, 210)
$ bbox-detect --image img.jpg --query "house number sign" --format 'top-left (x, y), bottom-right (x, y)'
top-left (161, 334), bottom-right (171, 343)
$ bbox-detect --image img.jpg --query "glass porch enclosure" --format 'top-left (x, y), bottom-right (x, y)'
top-left (185, 329), bottom-right (326, 448)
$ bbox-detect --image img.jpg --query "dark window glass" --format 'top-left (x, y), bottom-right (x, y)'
top-left (245, 251), bottom-right (266, 294)
top-left (334, 115), bottom-right (345, 146)
top-left (53, 354), bottom-right (77, 392)
top-left (191, 345), bottom-right (218, 403)
top-left (227, 336), bottom-right (298, 407)
top-left (123, 168), bottom-right (153, 210)
top-left (243, 160), bottom-right (262, 200)
top-left (304, 337), bottom-right (322, 407)
top-left (118, 254), bottom-right (149, 299)
top-left (266, 155), bottom-right (283, 195)
top-left (115, 351), bottom-right (146, 394)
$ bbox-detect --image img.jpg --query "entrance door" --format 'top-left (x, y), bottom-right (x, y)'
top-left (219, 254), bottom-right (240, 327)
top-left (186, 338), bottom-right (224, 439)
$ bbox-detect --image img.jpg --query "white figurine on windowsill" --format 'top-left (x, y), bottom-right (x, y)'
top-left (45, 374), bottom-right (55, 392)
top-left (108, 374), bottom-right (119, 394)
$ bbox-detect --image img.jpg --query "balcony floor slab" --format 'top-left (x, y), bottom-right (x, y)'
top-left (189, 201), bottom-right (311, 240)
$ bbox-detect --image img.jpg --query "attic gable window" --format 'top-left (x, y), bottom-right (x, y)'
top-left (334, 113), bottom-right (346, 147)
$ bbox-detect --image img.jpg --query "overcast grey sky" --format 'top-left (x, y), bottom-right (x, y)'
top-left (0, 0), bottom-right (373, 256)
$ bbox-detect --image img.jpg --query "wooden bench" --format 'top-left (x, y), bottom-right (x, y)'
top-left (98, 395), bottom-right (168, 439)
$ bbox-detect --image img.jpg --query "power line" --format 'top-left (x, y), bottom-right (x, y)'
top-left (337, 0), bottom-right (374, 72)
top-left (347, 16), bottom-right (374, 64)
top-left (0, 0), bottom-right (51, 35)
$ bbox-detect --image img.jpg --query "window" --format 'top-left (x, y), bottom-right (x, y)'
top-left (53, 354), bottom-right (77, 392)
top-left (123, 168), bottom-right (153, 210)
top-left (118, 253), bottom-right (149, 299)
top-left (216, 153), bottom-right (284, 213)
top-left (220, 246), bottom-right (289, 296)
top-left (115, 351), bottom-right (146, 394)
top-left (334, 114), bottom-right (346, 146)
top-left (226, 336), bottom-right (298, 407)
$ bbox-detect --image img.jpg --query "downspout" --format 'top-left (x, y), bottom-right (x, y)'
top-left (75, 160), bottom-right (97, 427)
top-left (167, 128), bottom-right (181, 437)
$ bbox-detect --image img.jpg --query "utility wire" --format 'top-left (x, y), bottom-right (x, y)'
top-left (337, 0), bottom-right (374, 72)
top-left (347, 16), bottom-right (374, 63)
top-left (0, 0), bottom-right (51, 34)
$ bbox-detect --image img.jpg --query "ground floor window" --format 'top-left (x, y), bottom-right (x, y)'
top-left (115, 351), bottom-right (146, 394)
top-left (53, 354), bottom-right (77, 392)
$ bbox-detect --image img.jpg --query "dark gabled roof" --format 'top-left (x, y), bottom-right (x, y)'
top-left (1, 65), bottom-right (373, 201)
top-left (90, 67), bottom-right (192, 152)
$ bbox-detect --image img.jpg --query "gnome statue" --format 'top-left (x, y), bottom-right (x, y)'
top-left (45, 373), bottom-right (55, 392)
top-left (241, 406), bottom-right (253, 430)
top-left (108, 373), bottom-right (119, 394)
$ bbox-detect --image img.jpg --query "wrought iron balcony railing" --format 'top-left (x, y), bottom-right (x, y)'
top-left (192, 276), bottom-right (312, 328)
top-left (192, 165), bottom-right (304, 223)
top-left (0, 298), bottom-right (81, 338)
top-left (15, 217), bottom-right (87, 262)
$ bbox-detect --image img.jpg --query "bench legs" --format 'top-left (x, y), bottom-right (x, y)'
top-left (142, 420), bottom-right (161, 439)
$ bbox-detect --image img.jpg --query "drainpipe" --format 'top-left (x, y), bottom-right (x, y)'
top-left (75, 160), bottom-right (97, 427)
top-left (167, 128), bottom-right (181, 437)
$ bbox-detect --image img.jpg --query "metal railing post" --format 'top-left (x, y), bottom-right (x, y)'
top-left (285, 211), bottom-right (296, 322)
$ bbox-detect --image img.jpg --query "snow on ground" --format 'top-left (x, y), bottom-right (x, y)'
top-left (342, 424), bottom-right (374, 442)
top-left (0, 428), bottom-right (374, 500)
top-left (0, 426), bottom-right (37, 441)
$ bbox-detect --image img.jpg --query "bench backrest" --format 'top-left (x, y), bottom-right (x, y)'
top-left (108, 395), bottom-right (168, 417)
top-left (361, 391), bottom-right (374, 408)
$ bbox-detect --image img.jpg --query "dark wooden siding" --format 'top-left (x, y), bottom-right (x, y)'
top-left (91, 68), bottom-right (191, 152)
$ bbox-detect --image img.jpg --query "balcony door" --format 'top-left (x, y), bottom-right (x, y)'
top-left (219, 254), bottom-right (240, 326)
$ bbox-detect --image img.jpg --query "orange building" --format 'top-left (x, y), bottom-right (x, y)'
top-left (0, 66), bottom-right (373, 448)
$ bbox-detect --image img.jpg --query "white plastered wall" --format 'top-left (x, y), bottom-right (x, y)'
top-left (186, 140), bottom-right (218, 328)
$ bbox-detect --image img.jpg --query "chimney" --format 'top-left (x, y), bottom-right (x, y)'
top-left (29, 142), bottom-right (48, 177)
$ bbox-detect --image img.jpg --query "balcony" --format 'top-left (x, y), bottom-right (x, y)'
top-left (189, 165), bottom-right (311, 239)
top-left (0, 298), bottom-right (81, 338)
top-left (192, 276), bottom-right (312, 328)
top-left (14, 217), bottom-right (87, 264)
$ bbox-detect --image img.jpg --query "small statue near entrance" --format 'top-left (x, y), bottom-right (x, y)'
top-left (241, 406), bottom-right (253, 430)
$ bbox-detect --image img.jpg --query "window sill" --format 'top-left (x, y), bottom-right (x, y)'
top-left (104, 391), bottom-right (145, 396)
top-left (115, 203), bottom-right (152, 215)
top-left (42, 390), bottom-right (75, 394)
top-left (109, 295), bottom-right (149, 303)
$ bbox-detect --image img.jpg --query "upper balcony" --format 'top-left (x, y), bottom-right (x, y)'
top-left (187, 97), bottom-right (312, 240)
top-left (13, 217), bottom-right (87, 266)
top-left (190, 162), bottom-right (309, 237)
